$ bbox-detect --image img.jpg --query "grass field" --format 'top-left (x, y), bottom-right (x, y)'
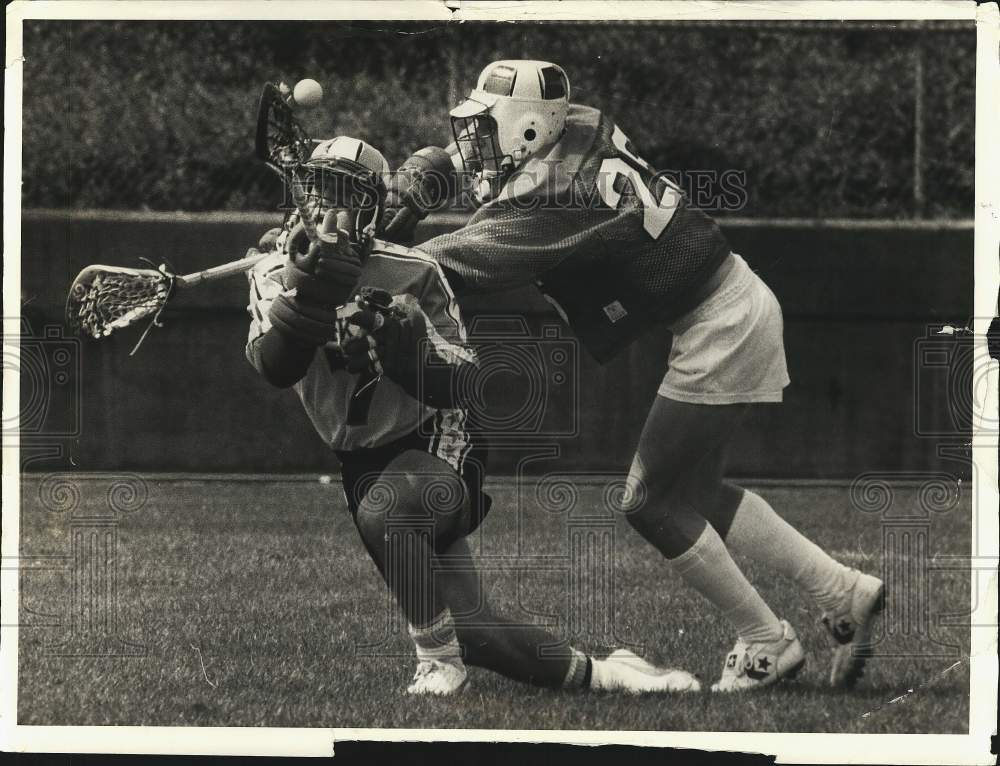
top-left (17, 475), bottom-right (971, 733)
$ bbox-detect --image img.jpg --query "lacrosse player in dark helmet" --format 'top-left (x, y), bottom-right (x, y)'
top-left (382, 59), bottom-right (885, 692)
top-left (246, 135), bottom-right (701, 696)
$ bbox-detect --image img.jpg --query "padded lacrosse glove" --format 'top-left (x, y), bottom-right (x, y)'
top-left (383, 146), bottom-right (458, 246)
top-left (382, 206), bottom-right (420, 246)
top-left (344, 296), bottom-right (473, 408)
top-left (268, 292), bottom-right (340, 346)
top-left (257, 227), bottom-right (284, 253)
top-left (282, 221), bottom-right (363, 305)
top-left (344, 303), bottom-right (422, 379)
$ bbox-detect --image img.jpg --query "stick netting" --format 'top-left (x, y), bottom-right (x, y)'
top-left (67, 268), bottom-right (173, 339)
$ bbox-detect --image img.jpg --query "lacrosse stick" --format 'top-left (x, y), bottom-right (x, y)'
top-left (66, 80), bottom-right (326, 354)
top-left (255, 81), bottom-right (324, 244)
top-left (66, 249), bottom-right (271, 355)
top-left (255, 81), bottom-right (363, 299)
top-left (256, 81), bottom-right (389, 424)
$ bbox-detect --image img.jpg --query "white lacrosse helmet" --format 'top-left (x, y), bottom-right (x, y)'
top-left (450, 60), bottom-right (570, 195)
top-left (295, 136), bottom-right (390, 250)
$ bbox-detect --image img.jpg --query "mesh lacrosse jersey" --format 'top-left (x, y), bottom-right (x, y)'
top-left (246, 241), bottom-right (473, 455)
top-left (422, 104), bottom-right (732, 363)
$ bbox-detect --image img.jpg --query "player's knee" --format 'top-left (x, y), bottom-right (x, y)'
top-left (403, 471), bottom-right (467, 545)
top-left (622, 471), bottom-right (683, 528)
top-left (357, 471), bottom-right (465, 549)
top-left (622, 481), bottom-right (701, 550)
top-left (621, 466), bottom-right (686, 515)
top-left (353, 501), bottom-right (388, 550)
top-left (354, 473), bottom-right (421, 545)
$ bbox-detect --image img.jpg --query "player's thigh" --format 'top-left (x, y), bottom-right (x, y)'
top-left (356, 449), bottom-right (469, 540)
top-left (627, 396), bottom-right (747, 505)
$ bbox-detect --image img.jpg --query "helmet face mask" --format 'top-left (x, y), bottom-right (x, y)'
top-left (451, 114), bottom-right (512, 199)
top-left (450, 60), bottom-right (570, 200)
top-left (452, 115), bottom-right (503, 174)
top-left (296, 137), bottom-right (389, 251)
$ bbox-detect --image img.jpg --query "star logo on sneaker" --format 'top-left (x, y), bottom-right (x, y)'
top-left (745, 654), bottom-right (774, 681)
top-left (726, 654), bottom-right (738, 669)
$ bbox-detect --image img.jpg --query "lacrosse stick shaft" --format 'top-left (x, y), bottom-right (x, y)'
top-left (289, 173), bottom-right (320, 243)
top-left (177, 248), bottom-right (273, 288)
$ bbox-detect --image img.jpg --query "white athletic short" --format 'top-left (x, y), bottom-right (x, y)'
top-left (658, 253), bottom-right (790, 404)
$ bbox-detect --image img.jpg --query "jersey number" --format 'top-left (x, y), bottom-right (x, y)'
top-left (596, 126), bottom-right (682, 240)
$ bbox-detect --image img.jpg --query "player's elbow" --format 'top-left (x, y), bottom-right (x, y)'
top-left (247, 332), bottom-right (314, 388)
top-left (259, 363), bottom-right (303, 389)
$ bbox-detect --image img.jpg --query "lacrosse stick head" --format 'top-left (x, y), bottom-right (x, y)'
top-left (66, 263), bottom-right (175, 341)
top-left (255, 82), bottom-right (314, 179)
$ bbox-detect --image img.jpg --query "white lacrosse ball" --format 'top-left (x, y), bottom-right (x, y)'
top-left (292, 78), bottom-right (323, 109)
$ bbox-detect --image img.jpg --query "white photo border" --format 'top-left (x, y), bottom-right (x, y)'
top-left (3, 1), bottom-right (996, 762)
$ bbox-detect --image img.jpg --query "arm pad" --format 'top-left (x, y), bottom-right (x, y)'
top-left (248, 328), bottom-right (317, 388)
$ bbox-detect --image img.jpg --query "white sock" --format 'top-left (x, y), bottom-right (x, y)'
top-left (725, 490), bottom-right (852, 612)
top-left (408, 609), bottom-right (462, 665)
top-left (670, 521), bottom-right (784, 644)
top-left (562, 647), bottom-right (592, 689)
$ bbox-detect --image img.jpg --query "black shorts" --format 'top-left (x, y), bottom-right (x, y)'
top-left (335, 411), bottom-right (492, 546)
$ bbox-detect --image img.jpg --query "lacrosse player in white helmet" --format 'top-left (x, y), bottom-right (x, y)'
top-left (448, 60), bottom-right (570, 202)
top-left (385, 59), bottom-right (885, 693)
top-left (247, 134), bottom-right (701, 697)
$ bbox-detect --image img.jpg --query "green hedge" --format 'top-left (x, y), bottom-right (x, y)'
top-left (23, 20), bottom-right (974, 218)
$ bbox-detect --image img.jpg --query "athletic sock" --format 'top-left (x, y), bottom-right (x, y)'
top-left (562, 647), bottom-right (593, 689)
top-left (408, 608), bottom-right (462, 664)
top-left (724, 490), bottom-right (853, 612)
top-left (670, 520), bottom-right (784, 644)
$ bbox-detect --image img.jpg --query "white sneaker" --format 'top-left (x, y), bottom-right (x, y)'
top-left (711, 620), bottom-right (805, 693)
top-left (406, 658), bottom-right (468, 695)
top-left (823, 570), bottom-right (885, 688)
top-left (591, 649), bottom-right (702, 694)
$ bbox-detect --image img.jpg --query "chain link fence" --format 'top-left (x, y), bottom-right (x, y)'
top-left (22, 20), bottom-right (974, 218)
